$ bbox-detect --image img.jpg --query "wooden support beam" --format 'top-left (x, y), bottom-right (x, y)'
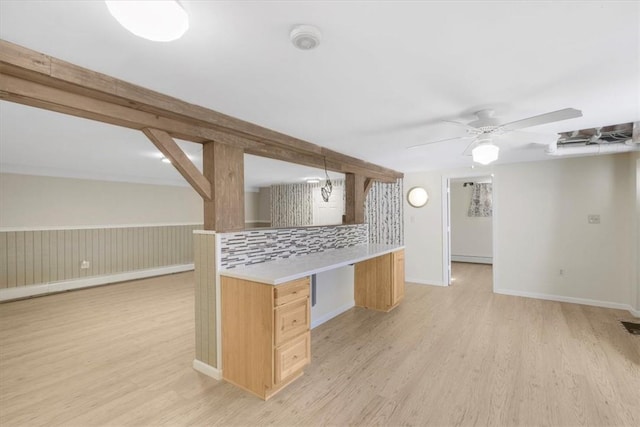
top-left (0, 39), bottom-right (403, 181)
top-left (203, 141), bottom-right (245, 231)
top-left (0, 72), bottom-right (398, 182)
top-left (364, 178), bottom-right (375, 198)
top-left (345, 173), bottom-right (366, 224)
top-left (142, 128), bottom-right (212, 201)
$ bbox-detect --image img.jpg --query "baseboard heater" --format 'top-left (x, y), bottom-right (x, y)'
top-left (451, 255), bottom-right (493, 265)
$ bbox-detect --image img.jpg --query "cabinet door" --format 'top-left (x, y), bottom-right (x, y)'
top-left (392, 250), bottom-right (405, 305)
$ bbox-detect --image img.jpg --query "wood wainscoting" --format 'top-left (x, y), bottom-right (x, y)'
top-left (0, 224), bottom-right (201, 294)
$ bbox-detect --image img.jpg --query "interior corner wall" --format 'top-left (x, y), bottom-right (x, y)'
top-left (403, 170), bottom-right (449, 285)
top-left (0, 173), bottom-right (203, 227)
top-left (450, 180), bottom-right (492, 262)
top-left (633, 153), bottom-right (640, 313)
top-left (257, 187), bottom-right (271, 223)
top-left (0, 173), bottom-right (204, 299)
top-left (404, 153), bottom-right (636, 313)
top-left (244, 190), bottom-right (260, 223)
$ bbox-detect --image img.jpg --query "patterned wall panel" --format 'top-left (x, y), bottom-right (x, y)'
top-left (365, 179), bottom-right (404, 245)
top-left (0, 224), bottom-right (201, 288)
top-left (219, 224), bottom-right (368, 269)
top-left (270, 183), bottom-right (313, 227)
top-left (270, 180), bottom-right (345, 227)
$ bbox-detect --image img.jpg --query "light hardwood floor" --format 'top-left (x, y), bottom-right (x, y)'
top-left (1, 263), bottom-right (639, 426)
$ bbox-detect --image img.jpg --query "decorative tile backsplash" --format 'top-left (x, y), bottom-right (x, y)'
top-left (219, 224), bottom-right (368, 269)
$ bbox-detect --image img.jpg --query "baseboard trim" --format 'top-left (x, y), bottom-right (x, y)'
top-left (192, 359), bottom-right (222, 380)
top-left (405, 277), bottom-right (447, 287)
top-left (495, 288), bottom-right (639, 317)
top-left (0, 264), bottom-right (195, 302)
top-left (311, 301), bottom-right (355, 329)
top-left (451, 255), bottom-right (493, 264)
top-left (628, 307), bottom-right (640, 318)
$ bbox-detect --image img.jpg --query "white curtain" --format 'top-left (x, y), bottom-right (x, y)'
top-left (468, 183), bottom-right (492, 217)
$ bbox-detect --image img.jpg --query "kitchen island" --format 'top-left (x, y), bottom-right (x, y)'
top-left (219, 244), bottom-right (404, 400)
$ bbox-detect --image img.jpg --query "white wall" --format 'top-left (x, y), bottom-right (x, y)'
top-left (312, 186), bottom-right (344, 226)
top-left (0, 173), bottom-right (203, 228)
top-left (404, 153), bottom-right (637, 314)
top-left (244, 190), bottom-right (260, 222)
top-left (450, 180), bottom-right (493, 262)
top-left (311, 265), bottom-right (354, 328)
top-left (258, 187), bottom-right (271, 223)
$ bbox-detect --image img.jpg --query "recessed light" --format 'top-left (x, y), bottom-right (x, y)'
top-left (305, 177), bottom-right (321, 184)
top-left (105, 0), bottom-right (189, 42)
top-left (161, 157), bottom-right (171, 164)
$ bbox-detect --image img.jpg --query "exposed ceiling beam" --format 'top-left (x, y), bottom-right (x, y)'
top-left (0, 39), bottom-right (403, 182)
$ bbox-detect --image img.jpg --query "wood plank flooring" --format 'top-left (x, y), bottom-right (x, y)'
top-left (1, 263), bottom-right (639, 426)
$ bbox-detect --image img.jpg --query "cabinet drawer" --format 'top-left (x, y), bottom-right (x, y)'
top-left (274, 332), bottom-right (310, 384)
top-left (274, 278), bottom-right (310, 306)
top-left (274, 298), bottom-right (309, 346)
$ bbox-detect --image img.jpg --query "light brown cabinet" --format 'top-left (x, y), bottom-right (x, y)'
top-left (354, 249), bottom-right (405, 312)
top-left (220, 249), bottom-right (404, 399)
top-left (221, 276), bottom-right (310, 400)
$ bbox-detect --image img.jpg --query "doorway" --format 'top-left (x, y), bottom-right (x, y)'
top-left (442, 174), bottom-right (495, 287)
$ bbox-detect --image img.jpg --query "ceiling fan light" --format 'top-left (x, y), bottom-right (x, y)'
top-left (472, 143), bottom-right (500, 165)
top-left (105, 1), bottom-right (189, 42)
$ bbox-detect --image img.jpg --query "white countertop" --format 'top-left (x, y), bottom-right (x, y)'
top-left (220, 244), bottom-right (404, 285)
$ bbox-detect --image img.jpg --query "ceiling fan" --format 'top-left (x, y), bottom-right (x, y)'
top-left (408, 108), bottom-right (583, 165)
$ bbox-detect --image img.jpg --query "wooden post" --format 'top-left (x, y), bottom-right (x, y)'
top-left (345, 173), bottom-right (366, 224)
top-left (203, 141), bottom-right (245, 231)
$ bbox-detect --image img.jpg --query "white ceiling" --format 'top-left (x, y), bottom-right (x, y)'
top-left (1, 1), bottom-right (638, 190)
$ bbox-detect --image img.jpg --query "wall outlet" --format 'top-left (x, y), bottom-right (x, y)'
top-left (587, 214), bottom-right (600, 224)
top-left (80, 260), bottom-right (90, 269)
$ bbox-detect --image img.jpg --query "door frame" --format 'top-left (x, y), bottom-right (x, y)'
top-left (441, 171), bottom-right (498, 290)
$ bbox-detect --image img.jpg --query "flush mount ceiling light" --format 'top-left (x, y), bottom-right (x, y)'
top-left (105, 1), bottom-right (189, 42)
top-left (472, 141), bottom-right (500, 165)
top-left (290, 24), bottom-right (322, 50)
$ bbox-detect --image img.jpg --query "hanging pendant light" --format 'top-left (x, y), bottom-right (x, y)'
top-left (321, 157), bottom-right (332, 202)
top-left (105, 1), bottom-right (189, 42)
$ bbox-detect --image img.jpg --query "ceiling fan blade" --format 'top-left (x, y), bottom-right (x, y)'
top-left (461, 139), bottom-right (478, 156)
top-left (499, 108), bottom-right (582, 132)
top-left (443, 120), bottom-right (478, 132)
top-left (407, 135), bottom-right (471, 150)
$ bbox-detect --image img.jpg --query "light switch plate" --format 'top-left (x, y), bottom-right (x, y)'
top-left (587, 214), bottom-right (600, 224)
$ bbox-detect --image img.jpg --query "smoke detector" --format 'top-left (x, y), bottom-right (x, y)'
top-left (290, 25), bottom-right (321, 50)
